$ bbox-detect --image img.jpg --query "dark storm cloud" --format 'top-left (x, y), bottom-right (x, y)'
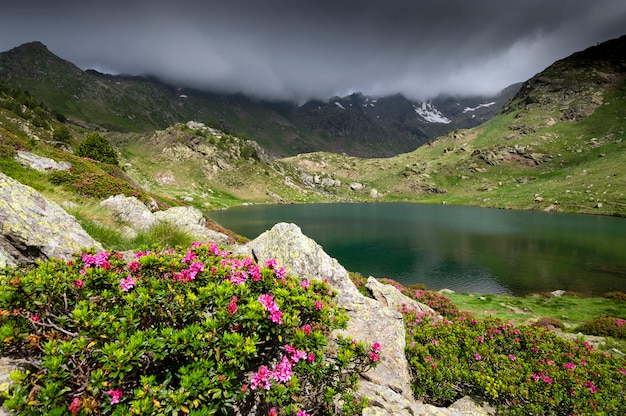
top-left (1, 0), bottom-right (625, 101)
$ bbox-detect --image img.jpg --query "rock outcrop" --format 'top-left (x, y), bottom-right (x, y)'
top-left (236, 222), bottom-right (494, 416)
top-left (0, 173), bottom-right (102, 268)
top-left (101, 194), bottom-right (156, 230)
top-left (100, 195), bottom-right (229, 245)
top-left (14, 150), bottom-right (72, 172)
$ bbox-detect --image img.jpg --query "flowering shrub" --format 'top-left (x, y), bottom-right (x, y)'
top-left (48, 168), bottom-right (152, 205)
top-left (403, 306), bottom-right (626, 415)
top-left (0, 243), bottom-right (378, 415)
top-left (577, 316), bottom-right (626, 340)
top-left (532, 316), bottom-right (565, 330)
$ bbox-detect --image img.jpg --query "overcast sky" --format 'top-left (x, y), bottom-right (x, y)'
top-left (1, 0), bottom-right (625, 102)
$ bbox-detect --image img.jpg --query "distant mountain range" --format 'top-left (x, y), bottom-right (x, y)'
top-left (0, 41), bottom-right (520, 157)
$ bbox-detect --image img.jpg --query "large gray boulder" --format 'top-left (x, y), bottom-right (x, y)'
top-left (14, 150), bottom-right (72, 172)
top-left (0, 173), bottom-right (102, 268)
top-left (101, 194), bottom-right (156, 230)
top-left (236, 223), bottom-right (493, 416)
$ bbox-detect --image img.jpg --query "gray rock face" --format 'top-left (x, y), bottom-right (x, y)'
top-left (236, 223), bottom-right (493, 416)
top-left (14, 150), bottom-right (72, 172)
top-left (0, 173), bottom-right (102, 268)
top-left (366, 277), bottom-right (435, 315)
top-left (101, 194), bottom-right (156, 230)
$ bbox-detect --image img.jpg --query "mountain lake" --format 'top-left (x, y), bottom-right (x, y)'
top-left (208, 203), bottom-right (626, 296)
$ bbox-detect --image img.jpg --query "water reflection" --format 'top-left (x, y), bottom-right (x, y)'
top-left (208, 203), bottom-right (626, 296)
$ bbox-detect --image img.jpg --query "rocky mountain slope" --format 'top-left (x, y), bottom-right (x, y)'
top-left (0, 35), bottom-right (625, 217)
top-left (0, 41), bottom-right (518, 158)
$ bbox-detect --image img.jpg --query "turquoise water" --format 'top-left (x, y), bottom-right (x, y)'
top-left (208, 203), bottom-right (626, 296)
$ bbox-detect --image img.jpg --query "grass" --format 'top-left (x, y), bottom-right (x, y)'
top-left (68, 203), bottom-right (195, 251)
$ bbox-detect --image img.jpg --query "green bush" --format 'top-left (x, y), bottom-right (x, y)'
top-left (577, 317), bottom-right (626, 340)
top-left (53, 126), bottom-right (72, 143)
top-left (76, 132), bottom-right (119, 166)
top-left (603, 291), bottom-right (626, 301)
top-left (532, 317), bottom-right (565, 330)
top-left (0, 243), bottom-right (378, 415)
top-left (403, 307), bottom-right (626, 415)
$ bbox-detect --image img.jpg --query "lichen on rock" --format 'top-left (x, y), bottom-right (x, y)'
top-left (0, 173), bottom-right (102, 267)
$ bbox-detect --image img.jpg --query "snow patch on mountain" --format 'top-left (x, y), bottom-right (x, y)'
top-left (334, 101), bottom-right (346, 110)
top-left (462, 101), bottom-right (496, 113)
top-left (414, 102), bottom-right (451, 124)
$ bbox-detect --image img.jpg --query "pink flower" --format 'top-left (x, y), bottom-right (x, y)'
top-left (369, 352), bottom-right (379, 362)
top-left (307, 353), bottom-right (315, 363)
top-left (259, 294), bottom-right (277, 311)
top-left (269, 310), bottom-right (283, 325)
top-left (273, 356), bottom-right (293, 382)
top-left (228, 296), bottom-right (238, 316)
top-left (30, 315), bottom-right (41, 323)
top-left (474, 353), bottom-right (482, 360)
top-left (531, 374), bottom-right (540, 381)
top-left (230, 269), bottom-right (248, 285)
top-left (259, 294), bottom-right (283, 324)
top-left (542, 375), bottom-right (553, 384)
top-left (564, 362), bottom-right (576, 370)
top-left (585, 380), bottom-right (597, 394)
top-left (275, 267), bottom-right (286, 278)
top-left (425, 356), bottom-right (432, 363)
top-left (72, 279), bottom-right (85, 289)
top-left (188, 261), bottom-right (204, 279)
top-left (268, 408), bottom-right (277, 416)
top-left (120, 275), bottom-right (136, 292)
top-left (248, 265), bottom-right (262, 282)
top-left (618, 368), bottom-right (626, 376)
top-left (314, 301), bottom-right (324, 310)
top-left (296, 411), bottom-right (310, 416)
top-left (127, 261), bottom-right (141, 272)
top-left (508, 354), bottom-right (516, 361)
top-left (265, 259), bottom-right (278, 269)
top-left (289, 347), bottom-right (307, 363)
top-left (371, 341), bottom-right (381, 353)
top-left (300, 279), bottom-right (311, 289)
top-left (431, 339), bottom-right (438, 345)
top-left (477, 336), bottom-right (484, 343)
top-left (68, 397), bottom-right (81, 415)
top-left (300, 324), bottom-right (312, 335)
top-left (107, 388), bottom-right (123, 404)
top-left (182, 249), bottom-right (197, 264)
top-left (251, 365), bottom-right (273, 390)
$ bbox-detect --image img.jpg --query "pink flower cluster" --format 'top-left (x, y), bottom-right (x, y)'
top-left (228, 296), bottom-right (238, 316)
top-left (258, 294), bottom-right (283, 324)
top-left (370, 341), bottom-right (381, 362)
top-left (80, 251), bottom-right (111, 274)
top-left (174, 261), bottom-right (205, 282)
top-left (68, 397), bottom-right (81, 415)
top-left (250, 345), bottom-right (310, 390)
top-left (107, 388), bottom-right (123, 404)
top-left (220, 257), bottom-right (262, 285)
top-left (531, 372), bottom-right (553, 384)
top-left (119, 275), bottom-right (136, 292)
top-left (265, 259), bottom-right (286, 280)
